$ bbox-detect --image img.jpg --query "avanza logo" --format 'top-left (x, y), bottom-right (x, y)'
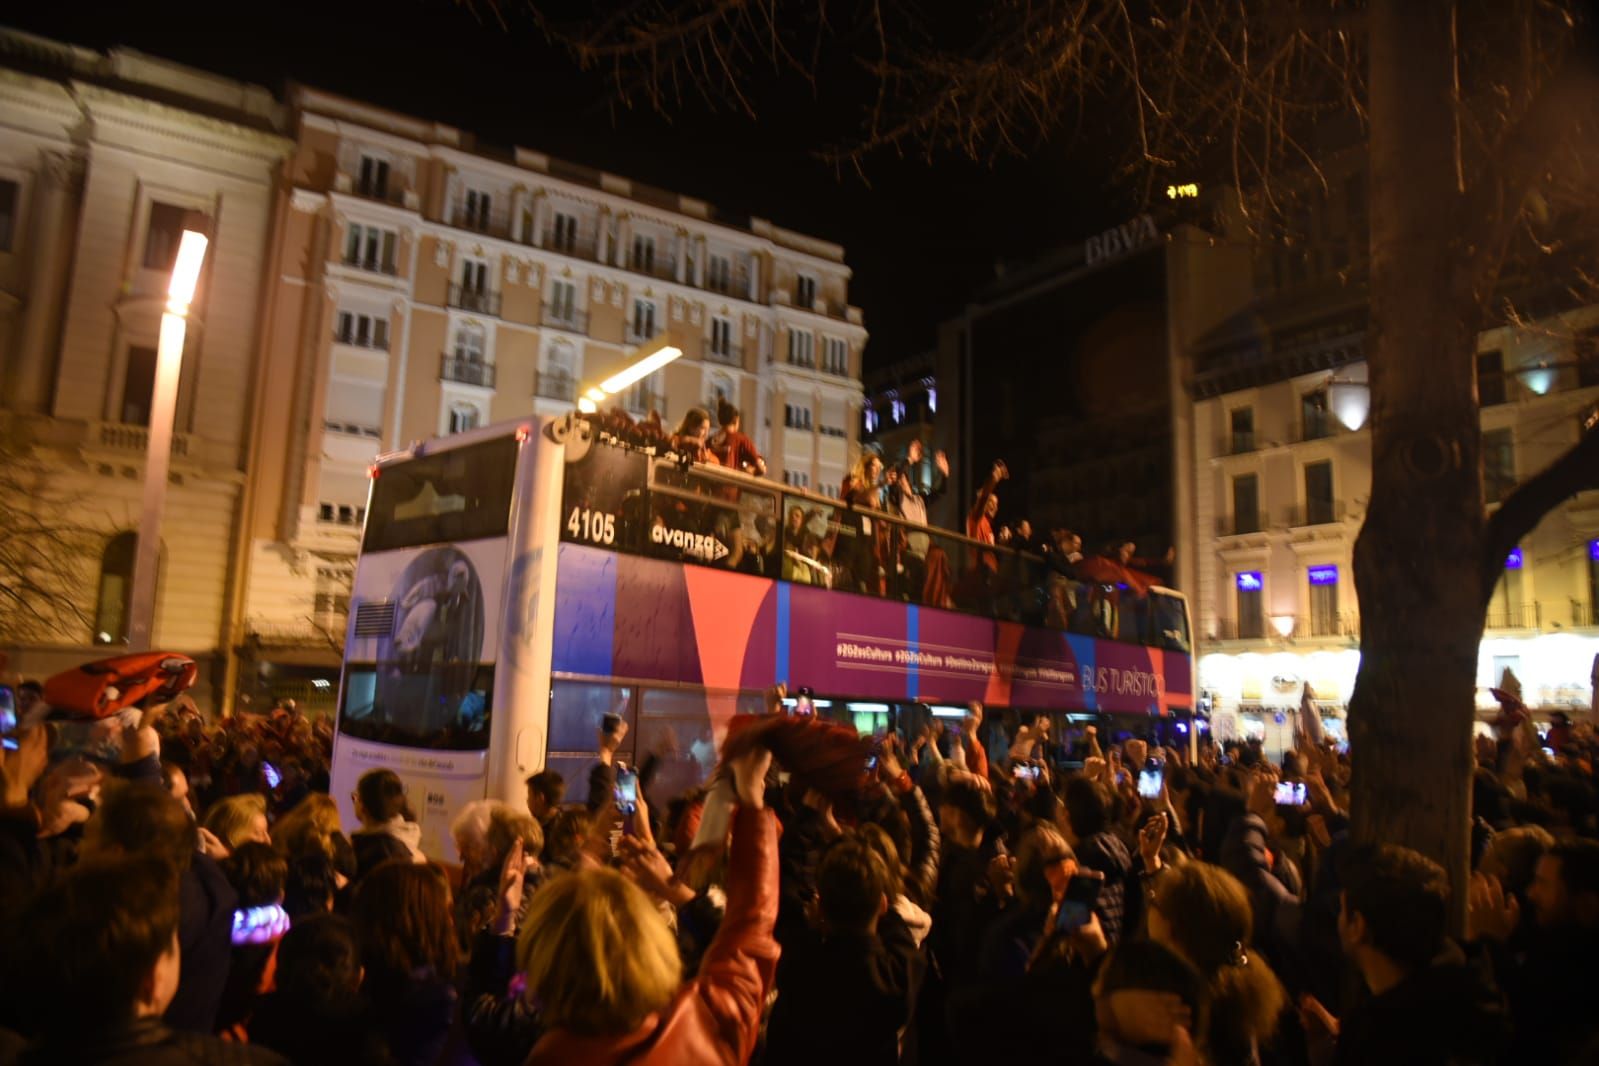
top-left (650, 524), bottom-right (730, 563)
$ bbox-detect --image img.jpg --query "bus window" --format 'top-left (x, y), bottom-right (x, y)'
top-left (549, 681), bottom-right (636, 756)
top-left (337, 662), bottom-right (493, 750)
top-left (1149, 590), bottom-right (1192, 652)
top-left (635, 686), bottom-right (765, 807)
top-left (646, 460), bottom-right (781, 576)
top-left (364, 436), bottom-right (519, 553)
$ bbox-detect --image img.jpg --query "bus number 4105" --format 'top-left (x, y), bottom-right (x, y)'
top-left (567, 507), bottom-right (616, 545)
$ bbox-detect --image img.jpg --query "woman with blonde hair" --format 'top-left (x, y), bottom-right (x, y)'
top-left (515, 745), bottom-right (777, 1064)
top-left (1148, 860), bottom-right (1287, 1065)
top-left (272, 792), bottom-right (342, 858)
top-left (202, 792), bottom-right (270, 853)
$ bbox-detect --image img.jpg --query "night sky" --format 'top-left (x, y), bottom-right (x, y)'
top-left (4, 0), bottom-right (1139, 368)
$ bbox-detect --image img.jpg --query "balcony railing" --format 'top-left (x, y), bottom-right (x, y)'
top-left (452, 208), bottom-right (503, 237)
top-left (1573, 600), bottom-right (1598, 627)
top-left (542, 305), bottom-right (588, 334)
top-left (536, 371), bottom-right (577, 402)
top-left (704, 344), bottom-right (743, 367)
top-left (1216, 514), bottom-right (1265, 537)
top-left (1287, 499), bottom-right (1349, 527)
top-left (1228, 432), bottom-right (1256, 455)
top-left (447, 284), bottom-right (501, 316)
top-left (439, 354), bottom-right (496, 388)
top-left (1484, 601), bottom-right (1540, 630)
top-left (631, 257), bottom-right (678, 282)
top-left (1209, 617), bottom-right (1268, 641)
top-left (627, 324), bottom-right (662, 346)
top-left (541, 234), bottom-right (600, 261)
top-left (1274, 612), bottom-right (1361, 639)
top-left (341, 252), bottom-right (397, 276)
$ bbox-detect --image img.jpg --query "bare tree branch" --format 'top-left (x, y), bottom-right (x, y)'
top-left (1480, 409), bottom-right (1599, 607)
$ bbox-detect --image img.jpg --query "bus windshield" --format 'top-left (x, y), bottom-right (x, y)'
top-left (363, 436), bottom-right (520, 552)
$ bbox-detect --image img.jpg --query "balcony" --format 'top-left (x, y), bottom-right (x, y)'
top-left (632, 257), bottom-right (678, 282)
top-left (1287, 499), bottom-right (1349, 527)
top-left (1276, 612), bottom-right (1361, 639)
top-left (439, 354), bottom-right (496, 389)
top-left (341, 252), bottom-right (397, 277)
top-left (1484, 602), bottom-right (1540, 630)
top-left (541, 234), bottom-right (600, 262)
top-left (1226, 432), bottom-right (1256, 455)
top-left (1209, 617), bottom-right (1268, 641)
top-left (1216, 514), bottom-right (1265, 537)
top-left (704, 344), bottom-right (743, 367)
top-left (542, 305), bottom-right (589, 335)
top-left (1573, 600), bottom-right (1598, 627)
top-left (536, 371), bottom-right (577, 402)
top-left (451, 207), bottom-right (506, 238)
top-left (447, 284), bottom-right (501, 316)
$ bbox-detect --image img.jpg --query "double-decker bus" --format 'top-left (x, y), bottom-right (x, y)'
top-left (331, 415), bottom-right (1194, 860)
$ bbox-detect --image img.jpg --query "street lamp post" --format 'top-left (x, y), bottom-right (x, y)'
top-left (126, 229), bottom-right (208, 651)
top-left (575, 344), bottom-right (683, 414)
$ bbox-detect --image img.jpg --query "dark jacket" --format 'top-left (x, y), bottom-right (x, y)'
top-left (362, 966), bottom-right (457, 1066)
top-left (248, 991), bottom-right (393, 1066)
top-left (525, 807), bottom-right (780, 1066)
top-left (1220, 813), bottom-right (1302, 964)
top-left (1491, 924), bottom-right (1599, 1064)
top-left (764, 910), bottom-right (922, 1066)
top-left (897, 781), bottom-right (942, 911)
top-left (1076, 830), bottom-right (1132, 947)
top-left (166, 855), bottom-right (237, 1034)
top-left (350, 830), bottom-right (412, 882)
top-left (9, 1018), bottom-right (286, 1066)
top-left (462, 931), bottom-right (545, 1066)
top-left (1335, 944), bottom-right (1508, 1065)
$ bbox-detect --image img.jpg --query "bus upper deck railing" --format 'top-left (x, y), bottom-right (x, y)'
top-left (560, 424), bottom-right (1192, 654)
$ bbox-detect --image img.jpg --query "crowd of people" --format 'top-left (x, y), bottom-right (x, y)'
top-left (593, 405), bottom-right (1179, 645)
top-left (4, 666), bottom-right (1599, 1065)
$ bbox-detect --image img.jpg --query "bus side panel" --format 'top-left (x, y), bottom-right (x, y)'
top-left (491, 420), bottom-right (566, 803)
top-left (330, 739), bottom-right (488, 861)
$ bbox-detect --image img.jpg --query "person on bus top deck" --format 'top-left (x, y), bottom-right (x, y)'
top-left (708, 400), bottom-right (766, 477)
top-left (669, 408), bottom-right (720, 466)
top-left (967, 459), bottom-right (1008, 571)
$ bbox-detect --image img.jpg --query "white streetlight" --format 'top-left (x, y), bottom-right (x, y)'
top-left (126, 229), bottom-right (208, 651)
top-left (575, 344), bottom-right (683, 414)
top-left (1271, 614), bottom-right (1297, 639)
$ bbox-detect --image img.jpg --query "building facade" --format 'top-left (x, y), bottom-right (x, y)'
top-left (0, 32), bottom-right (290, 703)
top-left (1180, 171), bottom-right (1599, 741)
top-left (233, 87), bottom-right (867, 708)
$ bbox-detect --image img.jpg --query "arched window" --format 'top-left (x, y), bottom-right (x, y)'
top-left (544, 339), bottom-right (576, 392)
top-left (707, 371), bottom-right (736, 411)
top-left (453, 322), bottom-right (487, 363)
top-left (94, 532), bottom-right (138, 645)
top-left (448, 402), bottom-right (481, 435)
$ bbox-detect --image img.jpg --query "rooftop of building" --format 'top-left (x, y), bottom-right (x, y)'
top-left (0, 27), bottom-right (286, 133)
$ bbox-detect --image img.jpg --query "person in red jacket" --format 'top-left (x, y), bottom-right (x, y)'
top-left (517, 743), bottom-right (779, 1066)
top-left (709, 400), bottom-right (766, 477)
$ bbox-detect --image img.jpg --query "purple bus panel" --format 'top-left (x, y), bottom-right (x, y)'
top-left (552, 543), bottom-right (1191, 715)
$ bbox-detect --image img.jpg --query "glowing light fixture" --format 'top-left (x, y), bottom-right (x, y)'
top-left (1327, 374), bottom-right (1370, 431)
top-left (597, 345), bottom-right (682, 394)
top-left (1521, 361), bottom-right (1555, 396)
top-left (1271, 614), bottom-right (1296, 639)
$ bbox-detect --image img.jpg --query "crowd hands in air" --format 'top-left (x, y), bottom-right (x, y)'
top-left (593, 404), bottom-right (1178, 642)
top-left (4, 669), bottom-right (1599, 1065)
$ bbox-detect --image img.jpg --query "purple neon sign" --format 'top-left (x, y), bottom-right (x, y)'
top-left (1505, 547), bottom-right (1523, 570)
top-left (1236, 571), bottom-right (1263, 592)
top-left (1307, 565), bottom-right (1338, 586)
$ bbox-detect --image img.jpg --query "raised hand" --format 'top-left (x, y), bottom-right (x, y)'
top-left (494, 839), bottom-right (527, 935)
top-left (1139, 812), bottom-right (1168, 872)
top-left (730, 745), bottom-right (773, 810)
top-left (1466, 871), bottom-right (1520, 944)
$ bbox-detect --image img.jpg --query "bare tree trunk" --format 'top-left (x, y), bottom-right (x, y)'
top-left (1350, 0), bottom-right (1485, 923)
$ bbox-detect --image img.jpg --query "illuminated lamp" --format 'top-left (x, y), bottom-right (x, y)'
top-left (1505, 547), bottom-right (1523, 570)
top-left (1327, 375), bottom-right (1370, 431)
top-left (1271, 615), bottom-right (1296, 638)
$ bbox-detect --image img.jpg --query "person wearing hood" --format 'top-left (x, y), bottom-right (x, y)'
top-left (350, 768), bottom-right (426, 879)
top-left (1302, 843), bottom-right (1508, 1066)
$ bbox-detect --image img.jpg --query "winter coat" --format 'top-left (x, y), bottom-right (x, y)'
top-left (1335, 943), bottom-right (1508, 1065)
top-left (462, 931), bottom-right (545, 1066)
top-left (525, 806), bottom-right (779, 1066)
top-left (350, 818), bottom-right (423, 880)
top-left (8, 1018), bottom-right (286, 1066)
top-left (166, 855), bottom-right (237, 1034)
top-left (1075, 830), bottom-right (1132, 947)
top-left (763, 925), bottom-right (917, 1066)
top-left (361, 965), bottom-right (457, 1066)
top-left (248, 991), bottom-right (393, 1066)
